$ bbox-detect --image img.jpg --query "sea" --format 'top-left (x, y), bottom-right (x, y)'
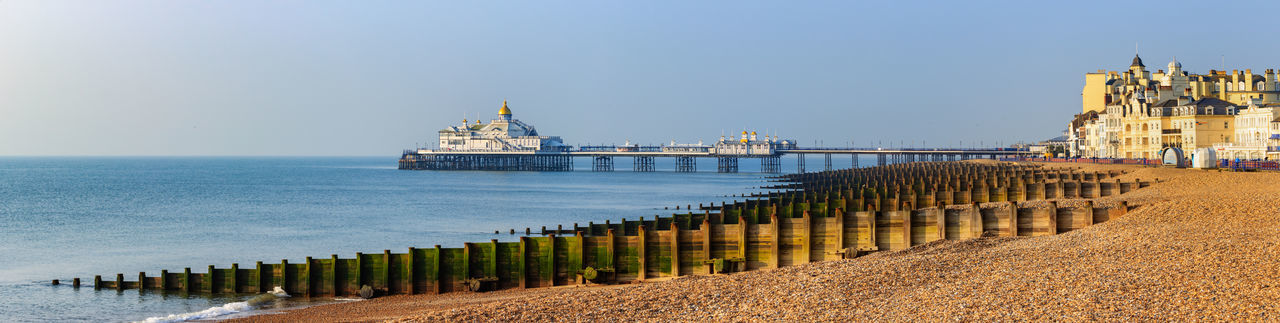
top-left (0, 155), bottom-right (864, 322)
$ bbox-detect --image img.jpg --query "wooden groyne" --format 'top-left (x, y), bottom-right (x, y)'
top-left (77, 162), bottom-right (1149, 298)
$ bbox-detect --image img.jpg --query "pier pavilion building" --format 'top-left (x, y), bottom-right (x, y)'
top-left (711, 131), bottom-right (796, 155)
top-left (436, 100), bottom-right (567, 152)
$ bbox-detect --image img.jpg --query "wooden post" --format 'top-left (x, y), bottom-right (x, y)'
top-left (432, 245), bottom-right (442, 294)
top-left (404, 247), bottom-right (415, 295)
top-left (737, 216), bottom-right (748, 261)
top-left (73, 277), bottom-right (81, 288)
top-left (207, 265), bottom-right (216, 294)
top-left (701, 218), bottom-right (712, 274)
top-left (574, 232), bottom-right (585, 283)
top-left (254, 262), bottom-right (264, 293)
top-left (354, 253), bottom-right (363, 292)
top-left (518, 237), bottom-right (528, 288)
top-left (230, 263), bottom-right (239, 293)
top-left (489, 239), bottom-right (499, 283)
top-left (834, 208), bottom-right (845, 258)
top-left (769, 214), bottom-right (780, 269)
top-left (934, 207), bottom-right (945, 241)
top-left (969, 203), bottom-right (983, 238)
top-left (800, 210), bottom-right (811, 264)
top-left (275, 261), bottom-right (284, 294)
top-left (116, 273), bottom-right (124, 292)
top-left (547, 234), bottom-right (556, 286)
top-left (180, 267), bottom-right (192, 292)
top-left (863, 210), bottom-right (878, 251)
top-left (462, 243), bottom-right (472, 286)
top-left (898, 210), bottom-right (911, 249)
top-left (160, 270), bottom-right (168, 291)
top-left (1085, 200), bottom-right (1096, 226)
top-left (605, 229), bottom-right (616, 278)
top-left (382, 250), bottom-right (391, 294)
top-left (302, 258), bottom-right (311, 297)
top-left (1004, 201), bottom-right (1017, 237)
top-left (138, 272), bottom-right (146, 290)
top-left (1047, 201), bottom-right (1058, 235)
top-left (638, 225), bottom-right (647, 280)
top-left (330, 255), bottom-right (339, 296)
top-left (94, 275), bottom-right (102, 290)
top-left (670, 222), bottom-right (680, 277)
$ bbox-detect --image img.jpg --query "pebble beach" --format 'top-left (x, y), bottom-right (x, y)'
top-left (231, 163), bottom-right (1280, 322)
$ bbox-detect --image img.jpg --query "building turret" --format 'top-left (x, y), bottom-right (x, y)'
top-left (1129, 54), bottom-right (1146, 78)
top-left (750, 131), bottom-right (757, 141)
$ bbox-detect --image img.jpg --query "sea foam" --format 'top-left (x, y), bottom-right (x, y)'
top-left (135, 287), bottom-right (289, 323)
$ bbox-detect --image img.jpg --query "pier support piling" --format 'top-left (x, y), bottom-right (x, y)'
top-left (633, 156), bottom-right (654, 172)
top-left (761, 156), bottom-right (781, 173)
top-left (593, 156), bottom-right (614, 172)
top-left (717, 157), bottom-right (738, 173)
top-left (676, 156), bottom-right (697, 172)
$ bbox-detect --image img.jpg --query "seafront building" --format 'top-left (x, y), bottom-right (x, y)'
top-left (1213, 101), bottom-right (1280, 160)
top-left (1081, 55), bottom-right (1280, 114)
top-left (1068, 54), bottom-right (1280, 160)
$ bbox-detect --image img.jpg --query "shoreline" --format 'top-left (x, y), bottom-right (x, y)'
top-left (228, 162), bottom-right (1280, 321)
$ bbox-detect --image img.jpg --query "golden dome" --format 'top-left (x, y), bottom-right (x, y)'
top-left (498, 100), bottom-right (512, 115)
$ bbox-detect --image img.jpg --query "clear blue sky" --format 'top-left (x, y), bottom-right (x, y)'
top-left (4, 0), bottom-right (1278, 156)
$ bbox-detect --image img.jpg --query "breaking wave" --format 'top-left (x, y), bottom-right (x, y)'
top-left (135, 287), bottom-right (290, 323)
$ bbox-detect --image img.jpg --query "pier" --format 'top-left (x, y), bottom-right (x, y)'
top-left (399, 147), bottom-right (1036, 172)
top-left (397, 101), bottom-right (1036, 173)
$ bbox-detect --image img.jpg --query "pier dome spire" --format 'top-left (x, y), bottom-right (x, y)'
top-left (498, 100), bottom-right (512, 116)
top-left (498, 99), bottom-right (513, 121)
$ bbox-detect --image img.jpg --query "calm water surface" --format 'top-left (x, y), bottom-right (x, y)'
top-left (0, 156), bottom-right (865, 322)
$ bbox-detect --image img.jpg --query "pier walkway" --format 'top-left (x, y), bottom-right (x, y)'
top-left (399, 147), bottom-right (1037, 173)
